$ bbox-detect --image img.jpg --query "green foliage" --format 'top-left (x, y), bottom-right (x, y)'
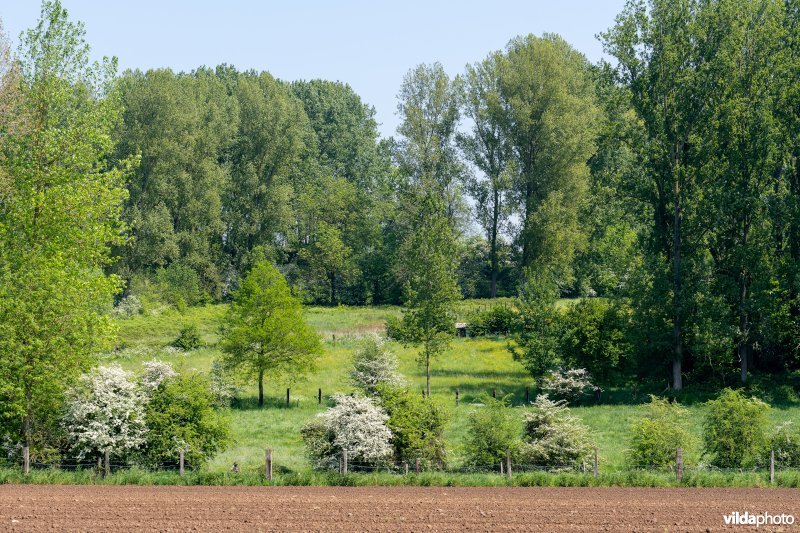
top-left (219, 261), bottom-right (322, 406)
top-left (142, 373), bottom-right (230, 468)
top-left (510, 275), bottom-right (562, 376)
top-left (467, 305), bottom-right (519, 336)
top-left (375, 385), bottom-right (449, 468)
top-left (703, 389), bottom-right (771, 468)
top-left (559, 298), bottom-right (631, 383)
top-left (172, 324), bottom-right (202, 351)
top-left (626, 396), bottom-right (693, 468)
top-left (771, 422), bottom-right (800, 468)
top-left (156, 263), bottom-right (205, 309)
top-left (519, 396), bottom-right (594, 467)
top-left (463, 396), bottom-right (521, 467)
top-left (394, 195), bottom-right (461, 396)
top-left (0, 1), bottom-right (129, 452)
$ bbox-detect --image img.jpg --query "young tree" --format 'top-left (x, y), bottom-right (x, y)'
top-left (0, 1), bottom-right (130, 452)
top-left (219, 260), bottom-right (322, 406)
top-left (394, 196), bottom-right (461, 397)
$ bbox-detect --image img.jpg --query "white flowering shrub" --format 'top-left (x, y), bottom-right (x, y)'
top-left (209, 360), bottom-right (237, 408)
top-left (301, 393), bottom-right (393, 470)
top-left (539, 368), bottom-right (594, 404)
top-left (350, 334), bottom-right (405, 393)
top-left (62, 365), bottom-right (147, 461)
top-left (518, 395), bottom-right (594, 467)
top-left (140, 359), bottom-right (177, 392)
top-left (112, 295), bottom-right (143, 318)
top-left (772, 422), bottom-right (800, 467)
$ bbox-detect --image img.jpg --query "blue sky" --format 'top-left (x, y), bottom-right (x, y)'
top-left (2, 1), bottom-right (627, 137)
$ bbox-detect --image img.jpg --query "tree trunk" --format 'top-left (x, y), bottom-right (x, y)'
top-left (425, 351), bottom-right (431, 398)
top-left (258, 368), bottom-right (264, 407)
top-left (490, 188), bottom-right (499, 299)
top-left (738, 213), bottom-right (752, 383)
top-left (672, 171), bottom-right (683, 391)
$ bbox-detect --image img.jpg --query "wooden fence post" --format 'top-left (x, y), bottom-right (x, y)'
top-left (104, 449), bottom-right (110, 478)
top-left (500, 461), bottom-right (504, 475)
top-left (22, 446), bottom-right (29, 475)
top-left (593, 448), bottom-right (598, 479)
top-left (455, 389), bottom-right (459, 406)
top-left (506, 449), bottom-right (512, 480)
top-left (404, 462), bottom-right (408, 475)
top-left (415, 457), bottom-right (420, 474)
top-left (770, 450), bottom-right (775, 484)
top-left (342, 450), bottom-right (348, 475)
top-left (179, 449), bottom-right (185, 477)
top-left (266, 448), bottom-right (273, 481)
top-left (318, 388), bottom-right (322, 404)
top-left (676, 447), bottom-right (683, 483)
top-left (286, 388), bottom-right (290, 407)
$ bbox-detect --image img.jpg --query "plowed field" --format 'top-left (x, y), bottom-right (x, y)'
top-left (2, 485), bottom-right (799, 531)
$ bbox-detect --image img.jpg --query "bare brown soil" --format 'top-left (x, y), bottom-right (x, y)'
top-left (1, 485), bottom-right (799, 531)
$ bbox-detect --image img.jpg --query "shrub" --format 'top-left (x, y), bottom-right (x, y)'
top-left (559, 298), bottom-right (631, 382)
top-left (172, 324), bottom-right (202, 350)
top-left (112, 295), bottom-right (143, 318)
top-left (518, 395), bottom-right (594, 468)
top-left (626, 396), bottom-right (693, 468)
top-left (140, 360), bottom-right (177, 393)
top-left (209, 360), bottom-right (237, 408)
top-left (463, 396), bottom-right (521, 467)
top-left (703, 388), bottom-right (770, 468)
top-left (62, 365), bottom-right (147, 461)
top-left (539, 368), bottom-right (594, 404)
top-left (156, 262), bottom-right (204, 309)
top-left (142, 373), bottom-right (230, 468)
top-left (374, 385), bottom-right (448, 468)
top-left (301, 394), bottom-right (393, 470)
top-left (771, 422), bottom-right (800, 468)
top-left (467, 305), bottom-right (519, 336)
top-left (350, 334), bottom-right (405, 394)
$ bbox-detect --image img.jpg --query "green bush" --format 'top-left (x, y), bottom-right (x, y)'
top-left (156, 263), bottom-right (204, 308)
top-left (142, 373), bottom-right (230, 468)
top-left (518, 395), bottom-right (594, 468)
top-left (559, 298), bottom-right (631, 383)
top-left (172, 324), bottom-right (202, 350)
top-left (374, 385), bottom-right (449, 468)
top-left (626, 396), bottom-right (693, 468)
top-left (467, 305), bottom-right (519, 336)
top-left (771, 422), bottom-right (800, 468)
top-left (703, 388), bottom-right (770, 468)
top-left (463, 396), bottom-right (521, 467)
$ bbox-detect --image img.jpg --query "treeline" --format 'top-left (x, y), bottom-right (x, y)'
top-left (110, 38), bottom-right (602, 306)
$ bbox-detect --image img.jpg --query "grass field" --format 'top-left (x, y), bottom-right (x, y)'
top-left (102, 301), bottom-right (800, 477)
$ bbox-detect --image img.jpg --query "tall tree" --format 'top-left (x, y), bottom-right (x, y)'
top-left (219, 261), bottom-right (322, 407)
top-left (459, 52), bottom-right (514, 298)
top-left (698, 0), bottom-right (784, 382)
top-left (0, 1), bottom-right (129, 451)
top-left (603, 1), bottom-right (707, 390)
top-left (395, 62), bottom-right (466, 227)
top-left (115, 68), bottom-right (236, 296)
top-left (495, 34), bottom-right (600, 288)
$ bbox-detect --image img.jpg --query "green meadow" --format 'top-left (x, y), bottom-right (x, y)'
top-left (103, 302), bottom-right (800, 477)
